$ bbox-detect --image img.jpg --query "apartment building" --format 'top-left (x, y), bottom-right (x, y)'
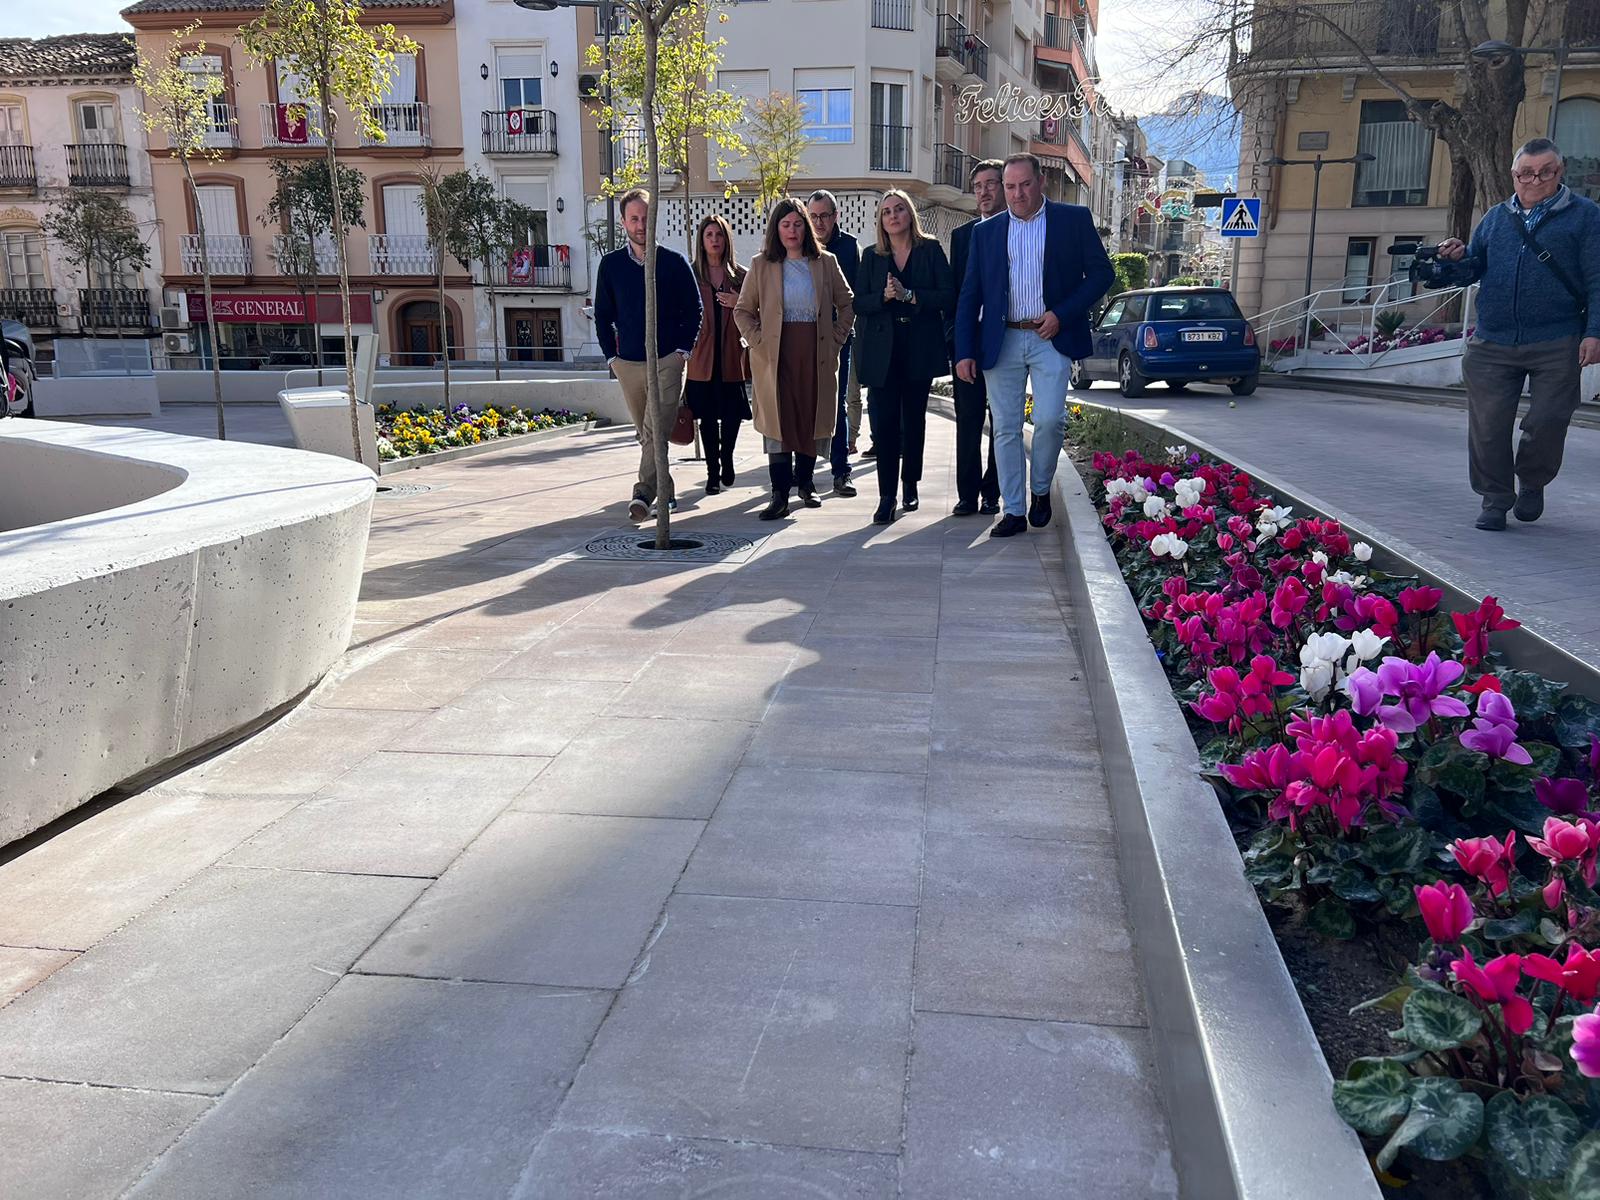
top-left (0, 34), bottom-right (165, 358)
top-left (122, 0), bottom-right (471, 369)
top-left (1229, 0), bottom-right (1600, 316)
top-left (454, 1), bottom-right (591, 362)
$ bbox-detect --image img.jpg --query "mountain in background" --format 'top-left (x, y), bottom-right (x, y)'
top-left (1137, 91), bottom-right (1241, 189)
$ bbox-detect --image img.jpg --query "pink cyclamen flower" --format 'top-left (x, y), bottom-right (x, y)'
top-left (1545, 875), bottom-right (1567, 910)
top-left (1415, 881), bottom-right (1474, 944)
top-left (1524, 945), bottom-right (1600, 1005)
top-left (1451, 949), bottom-right (1534, 1034)
top-left (1575, 1012), bottom-right (1600, 1077)
top-left (1526, 817), bottom-right (1598, 866)
top-left (1399, 586), bottom-right (1444, 614)
top-left (1451, 832), bottom-right (1518, 897)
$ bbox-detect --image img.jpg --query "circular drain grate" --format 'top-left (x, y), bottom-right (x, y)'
top-left (375, 481), bottom-right (434, 498)
top-left (582, 530), bottom-right (754, 562)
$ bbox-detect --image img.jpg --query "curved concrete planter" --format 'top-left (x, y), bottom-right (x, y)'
top-left (1048, 447), bottom-right (1382, 1200)
top-left (0, 421), bottom-right (375, 848)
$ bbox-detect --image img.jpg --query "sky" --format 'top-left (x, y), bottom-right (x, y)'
top-left (0, 0), bottom-right (132, 37)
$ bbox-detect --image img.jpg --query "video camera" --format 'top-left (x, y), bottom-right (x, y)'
top-left (1387, 243), bottom-right (1478, 289)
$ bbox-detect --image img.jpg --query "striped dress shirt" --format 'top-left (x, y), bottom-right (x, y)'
top-left (1006, 201), bottom-right (1048, 322)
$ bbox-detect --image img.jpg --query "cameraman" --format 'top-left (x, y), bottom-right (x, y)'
top-left (1439, 138), bottom-right (1600, 531)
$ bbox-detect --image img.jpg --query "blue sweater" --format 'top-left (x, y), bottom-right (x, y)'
top-left (593, 244), bottom-right (702, 361)
top-left (1466, 186), bottom-right (1600, 344)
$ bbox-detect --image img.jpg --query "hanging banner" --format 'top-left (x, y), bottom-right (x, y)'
top-left (275, 103), bottom-right (309, 145)
top-left (505, 108), bottom-right (526, 136)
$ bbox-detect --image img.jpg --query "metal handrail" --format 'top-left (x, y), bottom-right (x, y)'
top-left (1251, 279), bottom-right (1477, 372)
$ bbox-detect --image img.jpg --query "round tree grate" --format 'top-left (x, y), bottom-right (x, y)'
top-left (581, 530), bottom-right (755, 562)
top-left (375, 482), bottom-right (434, 498)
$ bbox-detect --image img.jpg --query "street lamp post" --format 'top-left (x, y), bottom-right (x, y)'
top-left (514, 0), bottom-right (617, 250)
top-left (1266, 152), bottom-right (1376, 304)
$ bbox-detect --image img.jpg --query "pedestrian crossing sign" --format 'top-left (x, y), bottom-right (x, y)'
top-left (1220, 197), bottom-right (1261, 238)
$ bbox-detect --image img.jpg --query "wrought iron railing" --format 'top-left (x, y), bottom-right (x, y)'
top-left (484, 244), bottom-right (574, 289)
top-left (66, 143), bottom-right (130, 186)
top-left (0, 287), bottom-right (57, 328)
top-left (0, 144), bottom-right (37, 188)
top-left (482, 109), bottom-right (558, 154)
top-left (259, 102), bottom-right (327, 148)
top-left (870, 123), bottom-right (912, 172)
top-left (362, 102), bottom-right (431, 148)
top-left (933, 142), bottom-right (974, 190)
top-left (1240, 2), bottom-right (1455, 64)
top-left (601, 128), bottom-right (649, 174)
top-left (79, 287), bottom-right (154, 329)
top-left (369, 233), bottom-right (437, 276)
top-left (180, 233), bottom-right (253, 275)
top-left (937, 15), bottom-right (990, 80)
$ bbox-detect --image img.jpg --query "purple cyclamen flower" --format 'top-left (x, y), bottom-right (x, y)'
top-left (1475, 689), bottom-right (1519, 730)
top-left (1461, 719), bottom-right (1534, 765)
top-left (1159, 471), bottom-right (1176, 487)
top-left (1589, 735), bottom-right (1600, 779)
top-left (1536, 776), bottom-right (1591, 815)
top-left (1369, 653), bottom-right (1470, 733)
top-left (1346, 667), bottom-right (1382, 717)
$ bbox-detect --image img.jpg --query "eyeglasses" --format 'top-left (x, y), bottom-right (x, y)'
top-left (1512, 167), bottom-right (1561, 182)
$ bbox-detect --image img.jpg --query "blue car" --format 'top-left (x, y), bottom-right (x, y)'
top-left (1071, 287), bottom-right (1260, 398)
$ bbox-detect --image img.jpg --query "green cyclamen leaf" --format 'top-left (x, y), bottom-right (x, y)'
top-left (1487, 1091), bottom-right (1582, 1181)
top-left (1332, 1058), bottom-right (1412, 1135)
top-left (1399, 987), bottom-right (1483, 1052)
top-left (1308, 897), bottom-right (1357, 940)
top-left (1377, 1077), bottom-right (1484, 1172)
top-left (1566, 1132), bottom-right (1600, 1199)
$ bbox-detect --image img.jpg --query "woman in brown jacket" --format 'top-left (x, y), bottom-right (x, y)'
top-left (685, 213), bottom-right (751, 494)
top-left (734, 198), bottom-right (855, 521)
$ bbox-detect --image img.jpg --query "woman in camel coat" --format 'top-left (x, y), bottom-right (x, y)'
top-left (734, 197), bottom-right (855, 520)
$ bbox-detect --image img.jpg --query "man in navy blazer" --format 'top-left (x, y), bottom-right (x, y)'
top-left (955, 153), bottom-right (1115, 537)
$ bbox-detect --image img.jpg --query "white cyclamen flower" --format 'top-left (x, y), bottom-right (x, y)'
top-left (1166, 443), bottom-right (1189, 461)
top-left (1174, 478), bottom-right (1205, 509)
top-left (1312, 550), bottom-right (1329, 567)
top-left (1143, 495), bottom-right (1168, 520)
top-left (1150, 533), bottom-right (1189, 560)
top-left (1348, 628), bottom-right (1388, 662)
top-left (1298, 632), bottom-right (1352, 701)
top-left (1353, 542), bottom-right (1373, 562)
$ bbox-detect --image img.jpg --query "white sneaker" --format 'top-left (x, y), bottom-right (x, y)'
top-left (628, 499), bottom-right (648, 521)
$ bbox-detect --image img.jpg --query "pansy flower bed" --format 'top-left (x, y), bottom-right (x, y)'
top-left (374, 403), bottom-right (594, 461)
top-left (1080, 435), bottom-right (1600, 1198)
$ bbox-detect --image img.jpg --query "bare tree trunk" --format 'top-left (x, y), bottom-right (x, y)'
top-left (320, 77), bottom-right (364, 467)
top-left (182, 156), bottom-right (226, 440)
top-left (644, 18), bottom-right (670, 550)
top-left (436, 249), bottom-right (451, 407)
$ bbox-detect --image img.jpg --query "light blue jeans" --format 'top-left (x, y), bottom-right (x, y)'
top-left (982, 327), bottom-right (1070, 517)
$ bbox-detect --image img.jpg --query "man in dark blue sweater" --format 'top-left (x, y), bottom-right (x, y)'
top-left (808, 190), bottom-right (860, 497)
top-left (593, 188), bottom-right (702, 521)
top-left (1439, 138), bottom-right (1600, 531)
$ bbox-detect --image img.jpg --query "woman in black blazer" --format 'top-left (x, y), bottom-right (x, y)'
top-left (853, 190), bottom-right (955, 524)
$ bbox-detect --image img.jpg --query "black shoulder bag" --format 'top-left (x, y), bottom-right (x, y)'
top-left (1510, 213), bottom-right (1589, 321)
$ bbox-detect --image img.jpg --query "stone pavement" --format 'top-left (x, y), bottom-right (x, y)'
top-left (0, 413), bottom-right (1177, 1199)
top-left (1097, 383), bottom-right (1600, 669)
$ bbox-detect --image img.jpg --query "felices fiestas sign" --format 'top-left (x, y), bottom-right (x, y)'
top-left (185, 293), bottom-right (375, 324)
top-left (955, 82), bottom-right (1091, 125)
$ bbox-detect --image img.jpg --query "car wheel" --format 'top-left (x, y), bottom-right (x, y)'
top-left (1070, 359), bottom-right (1093, 391)
top-left (1166, 380), bottom-right (1190, 392)
top-left (1118, 354), bottom-right (1148, 399)
top-left (1230, 374), bottom-right (1258, 397)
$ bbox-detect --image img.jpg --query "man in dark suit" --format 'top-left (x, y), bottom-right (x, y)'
top-left (946, 158), bottom-right (1003, 516)
top-left (808, 189), bottom-right (860, 498)
top-left (954, 153), bottom-right (1115, 537)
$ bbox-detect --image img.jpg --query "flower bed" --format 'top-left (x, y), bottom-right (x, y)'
top-left (1076, 425), bottom-right (1600, 1199)
top-left (1329, 327), bottom-right (1468, 356)
top-left (374, 403), bottom-right (594, 461)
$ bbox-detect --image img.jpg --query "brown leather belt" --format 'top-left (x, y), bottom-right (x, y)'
top-left (1005, 319), bottom-right (1042, 330)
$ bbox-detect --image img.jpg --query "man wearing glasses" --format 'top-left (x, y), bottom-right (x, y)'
top-left (807, 190), bottom-right (861, 497)
top-left (1439, 138), bottom-right (1600, 531)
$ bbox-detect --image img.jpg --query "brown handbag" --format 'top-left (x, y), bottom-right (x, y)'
top-left (669, 404), bottom-right (696, 445)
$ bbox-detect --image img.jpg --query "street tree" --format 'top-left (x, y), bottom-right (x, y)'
top-left (417, 166), bottom-right (470, 406)
top-left (41, 191), bottom-right (152, 374)
top-left (132, 22), bottom-right (231, 438)
top-left (261, 157), bottom-right (366, 384)
top-left (241, 0), bottom-right (417, 465)
top-left (741, 91), bottom-right (810, 218)
top-left (430, 168), bottom-right (538, 381)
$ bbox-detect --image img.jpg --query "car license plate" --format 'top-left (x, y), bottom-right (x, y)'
top-left (1182, 330), bottom-right (1224, 342)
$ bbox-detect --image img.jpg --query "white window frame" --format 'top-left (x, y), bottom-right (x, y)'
top-left (796, 68), bottom-right (853, 145)
top-left (1, 227), bottom-right (48, 289)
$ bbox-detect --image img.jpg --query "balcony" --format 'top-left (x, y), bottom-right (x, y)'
top-left (936, 15), bottom-right (990, 81)
top-left (66, 143), bottom-right (130, 187)
top-left (1240, 2), bottom-right (1455, 66)
top-left (0, 144), bottom-right (36, 189)
top-left (483, 109), bottom-right (558, 155)
top-left (1042, 12), bottom-right (1087, 54)
top-left (1570, 0), bottom-right (1600, 43)
top-left (933, 142), bottom-right (974, 190)
top-left (79, 287), bottom-right (154, 330)
top-left (271, 233), bottom-right (339, 276)
top-left (0, 287), bottom-right (57, 328)
top-left (871, 0), bottom-right (914, 30)
top-left (484, 244), bottom-right (574, 290)
top-left (601, 128), bottom-right (649, 175)
top-left (260, 103), bottom-right (327, 148)
top-left (204, 102), bottom-right (238, 149)
top-left (180, 234), bottom-right (253, 276)
top-left (1035, 115), bottom-right (1088, 157)
top-left (369, 233), bottom-right (437, 276)
top-left (869, 123), bottom-right (912, 172)
top-left (362, 102), bottom-right (431, 149)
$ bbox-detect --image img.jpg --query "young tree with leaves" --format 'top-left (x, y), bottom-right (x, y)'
top-left (428, 168), bottom-right (537, 382)
top-left (42, 191), bottom-right (153, 375)
top-left (742, 91), bottom-right (809, 218)
top-left (132, 22), bottom-right (231, 438)
top-left (262, 157), bottom-right (366, 384)
top-left (417, 166), bottom-right (468, 406)
top-left (241, 0), bottom-right (416, 465)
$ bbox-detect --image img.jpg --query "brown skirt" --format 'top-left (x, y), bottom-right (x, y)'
top-left (774, 320), bottom-right (820, 456)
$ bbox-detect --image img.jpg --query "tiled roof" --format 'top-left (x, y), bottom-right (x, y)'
top-left (121, 0), bottom-right (447, 11)
top-left (0, 34), bottom-right (136, 80)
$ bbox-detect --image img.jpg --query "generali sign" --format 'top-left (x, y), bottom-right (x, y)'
top-left (186, 293), bottom-right (374, 324)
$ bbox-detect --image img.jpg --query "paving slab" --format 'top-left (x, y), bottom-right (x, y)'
top-left (398, 677), bottom-right (625, 756)
top-left (745, 687), bottom-right (932, 775)
top-left (168, 705), bottom-right (426, 796)
top-left (132, 976), bottom-right (611, 1199)
top-left (791, 633), bottom-right (939, 693)
top-left (314, 647), bottom-right (512, 711)
top-left (0, 946), bottom-right (76, 1005)
top-left (663, 609), bottom-right (819, 658)
top-left (0, 1077), bottom-right (209, 1200)
top-left (556, 893), bottom-right (915, 1154)
top-left (512, 716), bottom-right (755, 819)
top-left (492, 624), bottom-right (678, 681)
top-left (900, 1011), bottom-right (1179, 1199)
top-left (358, 812), bottom-right (701, 987)
top-left (515, 1129), bottom-right (899, 1199)
top-left (605, 652), bottom-right (794, 722)
top-left (0, 867), bottom-right (424, 1093)
top-left (916, 832), bottom-right (1144, 1026)
top-left (924, 755), bottom-right (1115, 843)
top-left (678, 766), bottom-right (924, 906)
top-left (223, 751), bottom-right (550, 877)
top-left (0, 789), bottom-right (303, 950)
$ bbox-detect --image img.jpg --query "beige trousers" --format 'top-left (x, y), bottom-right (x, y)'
top-left (612, 354), bottom-right (685, 504)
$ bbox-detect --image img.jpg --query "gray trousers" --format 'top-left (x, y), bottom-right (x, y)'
top-left (1462, 334), bottom-right (1583, 510)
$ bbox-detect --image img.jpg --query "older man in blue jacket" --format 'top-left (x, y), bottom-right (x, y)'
top-left (1439, 137), bottom-right (1600, 531)
top-left (955, 153), bottom-right (1115, 537)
